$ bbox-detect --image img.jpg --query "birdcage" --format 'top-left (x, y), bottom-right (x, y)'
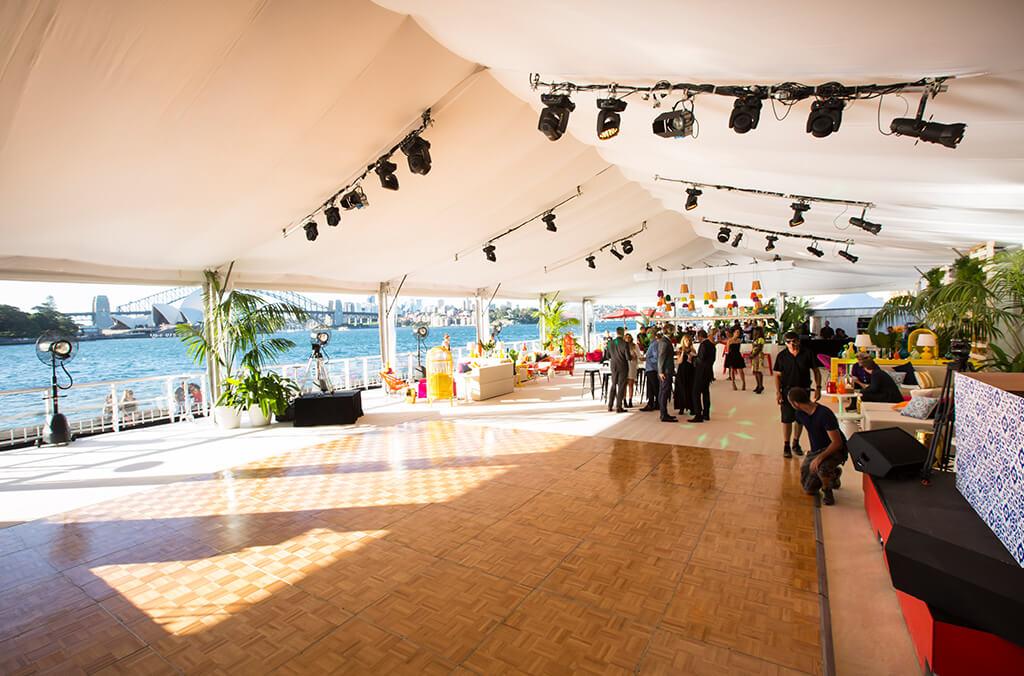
top-left (426, 346), bottom-right (454, 403)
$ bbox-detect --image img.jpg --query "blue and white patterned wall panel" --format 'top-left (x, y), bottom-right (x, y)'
top-left (954, 373), bottom-right (1024, 566)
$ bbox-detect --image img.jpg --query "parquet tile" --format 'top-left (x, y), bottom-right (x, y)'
top-left (444, 518), bottom-right (581, 586)
top-left (661, 564), bottom-right (822, 675)
top-left (0, 421), bottom-right (823, 674)
top-left (639, 630), bottom-right (812, 675)
top-left (278, 618), bottom-right (454, 675)
top-left (541, 539), bottom-right (684, 625)
top-left (466, 589), bottom-right (651, 675)
top-left (362, 559), bottom-right (531, 663)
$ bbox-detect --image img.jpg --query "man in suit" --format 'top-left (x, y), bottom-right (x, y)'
top-left (639, 329), bottom-right (661, 411)
top-left (607, 326), bottom-right (628, 413)
top-left (657, 330), bottom-right (677, 422)
top-left (689, 329), bottom-right (715, 423)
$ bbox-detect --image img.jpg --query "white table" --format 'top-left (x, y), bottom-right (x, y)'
top-left (823, 391), bottom-right (863, 437)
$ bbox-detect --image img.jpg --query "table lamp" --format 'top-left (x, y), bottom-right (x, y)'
top-left (854, 334), bottom-right (874, 352)
top-left (916, 332), bottom-right (937, 360)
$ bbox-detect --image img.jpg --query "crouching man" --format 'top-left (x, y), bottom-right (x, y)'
top-left (787, 387), bottom-right (848, 505)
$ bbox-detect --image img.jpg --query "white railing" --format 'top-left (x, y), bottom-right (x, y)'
top-left (0, 339), bottom-right (548, 449)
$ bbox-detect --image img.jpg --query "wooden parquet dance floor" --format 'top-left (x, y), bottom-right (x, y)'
top-left (0, 421), bottom-right (821, 675)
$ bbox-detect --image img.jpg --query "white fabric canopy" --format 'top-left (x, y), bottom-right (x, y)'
top-left (2, 0), bottom-right (1022, 301)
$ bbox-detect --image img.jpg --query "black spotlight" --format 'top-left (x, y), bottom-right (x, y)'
top-left (765, 235), bottom-right (778, 251)
top-left (685, 187), bottom-right (702, 211)
top-left (789, 201), bottom-right (810, 227)
top-left (324, 204), bottom-right (341, 227)
top-left (731, 232), bottom-right (743, 248)
top-left (806, 98), bottom-right (845, 138)
top-left (586, 255), bottom-right (596, 269)
top-left (838, 247), bottom-right (859, 263)
top-left (401, 136), bottom-right (432, 175)
top-left (890, 118), bottom-right (966, 149)
top-left (542, 212), bottom-right (557, 232)
top-left (483, 244), bottom-right (497, 262)
top-left (621, 239), bottom-right (634, 255)
top-left (375, 160), bottom-right (399, 191)
top-left (716, 227), bottom-right (731, 243)
top-left (303, 220), bottom-right (318, 241)
top-left (806, 241), bottom-right (824, 258)
top-left (538, 94), bottom-right (576, 141)
top-left (610, 247), bottom-right (624, 261)
top-left (729, 95), bottom-right (762, 134)
top-left (340, 186), bottom-right (369, 210)
top-left (596, 98), bottom-right (627, 140)
top-left (772, 254), bottom-right (783, 261)
top-left (849, 216), bottom-right (882, 234)
top-left (645, 263), bottom-right (653, 272)
top-left (652, 109), bottom-right (694, 138)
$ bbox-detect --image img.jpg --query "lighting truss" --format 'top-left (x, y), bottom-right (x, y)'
top-left (702, 218), bottom-right (856, 256)
top-left (283, 109), bottom-right (433, 239)
top-left (654, 175), bottom-right (874, 210)
top-left (544, 221), bottom-right (648, 274)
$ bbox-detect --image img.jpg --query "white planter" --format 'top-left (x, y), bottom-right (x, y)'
top-left (248, 407), bottom-right (272, 427)
top-left (215, 405), bottom-right (242, 430)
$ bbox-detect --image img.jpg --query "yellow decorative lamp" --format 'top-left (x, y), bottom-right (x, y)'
top-left (680, 283), bottom-right (690, 294)
top-left (914, 331), bottom-right (938, 360)
top-left (854, 334), bottom-right (874, 353)
top-left (752, 280), bottom-right (762, 291)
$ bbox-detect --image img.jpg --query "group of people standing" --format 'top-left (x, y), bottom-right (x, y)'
top-left (602, 325), bottom-right (849, 505)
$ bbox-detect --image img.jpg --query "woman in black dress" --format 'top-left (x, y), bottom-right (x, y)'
top-left (674, 332), bottom-right (696, 414)
top-left (724, 328), bottom-right (747, 390)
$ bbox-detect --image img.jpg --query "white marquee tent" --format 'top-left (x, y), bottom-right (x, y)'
top-left (2, 0), bottom-right (1022, 302)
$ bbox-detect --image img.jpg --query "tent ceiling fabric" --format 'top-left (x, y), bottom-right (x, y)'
top-left (1, 0), bottom-right (1022, 300)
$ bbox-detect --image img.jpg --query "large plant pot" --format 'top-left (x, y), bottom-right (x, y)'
top-left (248, 407), bottom-right (272, 427)
top-left (215, 405), bottom-right (242, 430)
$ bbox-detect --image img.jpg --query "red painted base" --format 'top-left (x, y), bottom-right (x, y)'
top-left (862, 474), bottom-right (1024, 675)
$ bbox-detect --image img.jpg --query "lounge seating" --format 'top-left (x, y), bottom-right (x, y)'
top-left (379, 369), bottom-right (408, 397)
top-left (552, 354), bottom-right (575, 376)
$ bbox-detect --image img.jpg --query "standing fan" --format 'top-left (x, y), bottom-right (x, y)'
top-left (414, 324), bottom-right (430, 379)
top-left (35, 330), bottom-right (79, 445)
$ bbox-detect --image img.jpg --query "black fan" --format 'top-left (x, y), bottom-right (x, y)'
top-left (414, 324), bottom-right (430, 379)
top-left (35, 330), bottom-right (79, 445)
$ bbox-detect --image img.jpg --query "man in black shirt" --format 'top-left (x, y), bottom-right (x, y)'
top-left (788, 387), bottom-right (847, 505)
top-left (688, 329), bottom-right (715, 423)
top-left (819, 321), bottom-right (835, 340)
top-left (773, 332), bottom-right (822, 458)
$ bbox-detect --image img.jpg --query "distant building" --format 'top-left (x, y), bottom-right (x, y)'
top-left (92, 295), bottom-right (112, 329)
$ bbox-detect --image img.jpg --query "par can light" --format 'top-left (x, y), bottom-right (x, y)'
top-left (716, 227), bottom-right (731, 243)
top-left (789, 202), bottom-right (810, 227)
top-left (652, 109), bottom-right (694, 138)
top-left (586, 255), bottom-right (596, 269)
top-left (596, 98), bottom-right (627, 140)
top-left (324, 205), bottom-right (341, 227)
top-left (542, 213), bottom-right (557, 232)
top-left (303, 220), bottom-right (318, 241)
top-left (340, 187), bottom-right (369, 210)
top-left (621, 239), bottom-right (634, 255)
top-left (483, 244), bottom-right (497, 262)
top-left (685, 187), bottom-right (702, 211)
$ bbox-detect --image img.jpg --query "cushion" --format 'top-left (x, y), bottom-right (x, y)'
top-left (892, 361), bottom-right (917, 386)
top-left (916, 371), bottom-right (935, 389)
top-left (891, 401), bottom-right (909, 411)
top-left (881, 369), bottom-right (907, 385)
top-left (901, 395), bottom-right (939, 419)
top-left (911, 387), bottom-right (942, 398)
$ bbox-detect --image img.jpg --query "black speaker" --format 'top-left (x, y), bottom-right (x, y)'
top-left (848, 427), bottom-right (928, 478)
top-left (293, 391), bottom-right (363, 427)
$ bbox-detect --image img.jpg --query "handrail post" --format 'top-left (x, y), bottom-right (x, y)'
top-left (362, 357), bottom-right (369, 390)
top-left (110, 384), bottom-right (120, 433)
top-left (344, 359), bottom-right (351, 389)
top-left (165, 378), bottom-right (175, 423)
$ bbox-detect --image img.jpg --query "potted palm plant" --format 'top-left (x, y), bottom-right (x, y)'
top-left (177, 269), bottom-right (308, 429)
top-left (534, 298), bottom-right (580, 352)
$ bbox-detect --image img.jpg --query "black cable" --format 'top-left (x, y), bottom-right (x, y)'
top-left (58, 360), bottom-right (73, 390)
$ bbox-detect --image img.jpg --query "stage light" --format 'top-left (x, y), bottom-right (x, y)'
top-left (542, 213), bottom-right (557, 232)
top-left (538, 94), bottom-right (576, 141)
top-left (645, 263), bottom-right (653, 272)
top-left (838, 247), bottom-right (858, 263)
top-left (807, 241), bottom-right (824, 257)
top-left (731, 232), bottom-right (743, 248)
top-left (586, 255), bottom-right (596, 269)
top-left (729, 95), bottom-right (762, 134)
top-left (610, 247), bottom-right (624, 260)
top-left (340, 186), bottom-right (368, 210)
top-left (789, 201), bottom-right (810, 227)
top-left (652, 109), bottom-right (694, 138)
top-left (849, 216), bottom-right (882, 234)
top-left (375, 160), bottom-right (399, 191)
top-left (716, 226), bottom-right (731, 243)
top-left (890, 118), bottom-right (966, 149)
top-left (596, 98), bottom-right (627, 140)
top-left (772, 254), bottom-right (782, 261)
top-left (765, 235), bottom-right (778, 251)
top-left (401, 136), bottom-right (432, 175)
top-left (303, 220), bottom-right (318, 241)
top-left (324, 205), bottom-right (341, 227)
top-left (685, 187), bottom-right (702, 211)
top-left (806, 98), bottom-right (845, 138)
top-left (483, 244), bottom-right (497, 262)
top-left (621, 239), bottom-right (634, 255)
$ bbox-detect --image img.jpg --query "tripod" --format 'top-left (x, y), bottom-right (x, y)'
top-left (302, 343), bottom-right (333, 394)
top-left (921, 353), bottom-right (971, 482)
